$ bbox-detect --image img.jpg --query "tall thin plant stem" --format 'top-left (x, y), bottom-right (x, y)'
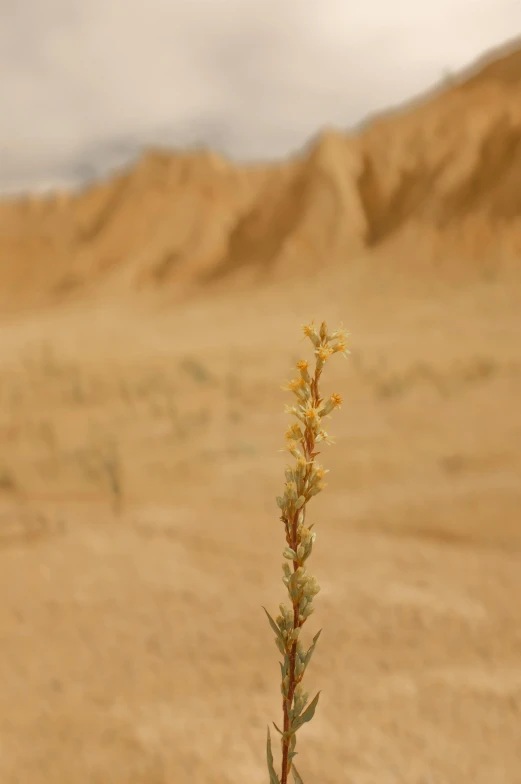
top-left (264, 320), bottom-right (349, 784)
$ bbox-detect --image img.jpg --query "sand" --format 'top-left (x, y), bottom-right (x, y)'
top-left (0, 41), bottom-right (520, 784)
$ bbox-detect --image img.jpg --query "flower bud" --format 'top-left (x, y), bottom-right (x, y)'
top-left (318, 393), bottom-right (342, 417)
top-left (306, 482), bottom-right (326, 498)
top-left (301, 603), bottom-right (315, 619)
top-left (296, 360), bottom-right (312, 384)
top-left (275, 637), bottom-right (286, 655)
top-left (301, 321), bottom-right (320, 347)
top-left (284, 481), bottom-right (298, 501)
top-left (282, 440), bottom-right (303, 459)
top-left (289, 627), bottom-right (300, 642)
top-left (285, 422), bottom-right (304, 441)
top-left (315, 344), bottom-right (333, 363)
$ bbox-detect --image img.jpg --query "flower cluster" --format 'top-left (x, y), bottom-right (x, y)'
top-left (265, 319), bottom-right (349, 784)
top-left (277, 320), bottom-right (348, 520)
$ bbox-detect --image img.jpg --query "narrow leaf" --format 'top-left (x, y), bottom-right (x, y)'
top-left (291, 764), bottom-right (305, 784)
top-left (262, 607), bottom-right (284, 640)
top-left (304, 629), bottom-right (322, 666)
top-left (290, 691), bottom-right (321, 733)
top-left (266, 727), bottom-right (281, 784)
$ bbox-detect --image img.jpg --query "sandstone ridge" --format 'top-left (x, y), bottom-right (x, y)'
top-left (1, 40), bottom-right (521, 311)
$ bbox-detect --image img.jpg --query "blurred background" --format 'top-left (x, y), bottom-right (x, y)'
top-left (0, 3), bottom-right (520, 783)
top-left (2, 0), bottom-right (521, 193)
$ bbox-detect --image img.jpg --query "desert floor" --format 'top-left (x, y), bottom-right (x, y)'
top-left (0, 260), bottom-right (520, 784)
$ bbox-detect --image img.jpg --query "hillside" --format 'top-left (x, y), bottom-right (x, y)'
top-left (1, 40), bottom-right (521, 313)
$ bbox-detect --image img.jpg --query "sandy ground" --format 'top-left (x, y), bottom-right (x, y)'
top-left (0, 260), bottom-right (519, 784)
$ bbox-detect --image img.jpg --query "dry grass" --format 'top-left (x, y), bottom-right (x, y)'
top-left (0, 265), bottom-right (519, 782)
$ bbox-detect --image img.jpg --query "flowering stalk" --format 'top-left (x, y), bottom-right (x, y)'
top-left (264, 320), bottom-right (349, 784)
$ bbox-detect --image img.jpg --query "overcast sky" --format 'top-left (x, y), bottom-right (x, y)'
top-left (0, 0), bottom-right (520, 194)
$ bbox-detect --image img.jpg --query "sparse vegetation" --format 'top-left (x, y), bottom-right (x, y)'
top-left (0, 343), bottom-right (262, 512)
top-left (73, 437), bottom-right (124, 513)
top-left (351, 351), bottom-right (498, 399)
top-left (0, 467), bottom-right (17, 492)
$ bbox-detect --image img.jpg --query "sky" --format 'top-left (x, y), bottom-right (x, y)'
top-left (0, 0), bottom-right (520, 194)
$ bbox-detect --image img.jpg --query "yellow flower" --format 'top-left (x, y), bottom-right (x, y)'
top-left (314, 465), bottom-right (329, 480)
top-left (281, 377), bottom-right (306, 394)
top-left (328, 323), bottom-right (350, 342)
top-left (301, 321), bottom-right (316, 338)
top-left (332, 339), bottom-right (351, 359)
top-left (315, 345), bottom-right (333, 362)
top-left (318, 393), bottom-right (342, 417)
top-left (316, 429), bottom-right (335, 445)
top-left (296, 359), bottom-right (312, 384)
top-left (280, 439), bottom-right (303, 459)
top-left (303, 405), bottom-right (320, 422)
top-left (285, 423), bottom-right (304, 441)
top-left (301, 320), bottom-right (320, 347)
top-left (284, 403), bottom-right (306, 423)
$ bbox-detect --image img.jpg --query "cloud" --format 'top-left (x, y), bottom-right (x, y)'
top-left (0, 0), bottom-right (520, 192)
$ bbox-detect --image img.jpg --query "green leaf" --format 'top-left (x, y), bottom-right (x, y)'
top-left (263, 607), bottom-right (284, 640)
top-left (291, 764), bottom-right (305, 783)
top-left (266, 727), bottom-right (281, 784)
top-left (304, 629), bottom-right (322, 667)
top-left (290, 691), bottom-right (321, 733)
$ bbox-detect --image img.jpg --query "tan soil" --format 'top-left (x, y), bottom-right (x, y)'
top-left (0, 40), bottom-right (520, 784)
